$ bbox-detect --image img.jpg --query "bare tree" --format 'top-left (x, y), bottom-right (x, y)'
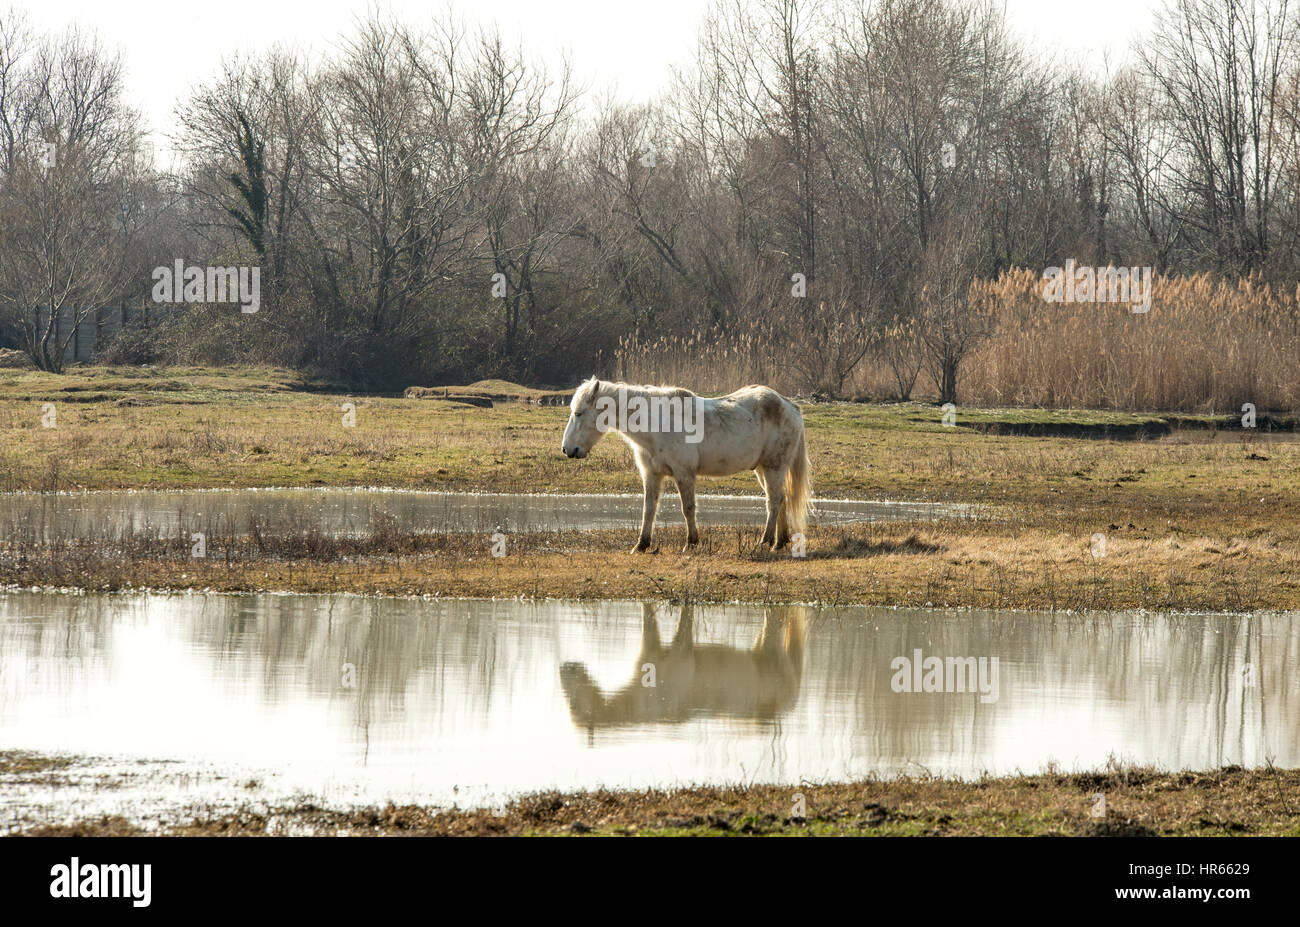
top-left (915, 216), bottom-right (993, 405)
top-left (0, 25), bottom-right (145, 371)
top-left (176, 49), bottom-right (316, 318)
top-left (1099, 66), bottom-right (1181, 268)
top-left (458, 28), bottom-right (575, 376)
top-left (1140, 0), bottom-right (1297, 272)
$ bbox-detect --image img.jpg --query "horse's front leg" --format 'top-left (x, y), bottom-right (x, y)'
top-left (633, 472), bottom-right (664, 553)
top-left (675, 474), bottom-right (700, 551)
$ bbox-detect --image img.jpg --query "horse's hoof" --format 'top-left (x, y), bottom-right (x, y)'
top-left (631, 542), bottom-right (651, 554)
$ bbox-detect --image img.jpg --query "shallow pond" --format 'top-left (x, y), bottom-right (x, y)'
top-left (1, 591), bottom-right (1294, 828)
top-left (0, 488), bottom-right (973, 543)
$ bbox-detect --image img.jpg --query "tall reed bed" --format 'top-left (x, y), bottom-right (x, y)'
top-left (615, 270), bottom-right (1300, 411)
top-left (614, 331), bottom-right (780, 395)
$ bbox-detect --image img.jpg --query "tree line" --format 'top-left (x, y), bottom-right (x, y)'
top-left (2, 0), bottom-right (1299, 401)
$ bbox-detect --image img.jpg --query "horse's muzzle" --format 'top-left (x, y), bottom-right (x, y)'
top-left (565, 447), bottom-right (587, 459)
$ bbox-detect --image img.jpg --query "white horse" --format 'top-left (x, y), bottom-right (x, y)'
top-left (561, 378), bottom-right (812, 552)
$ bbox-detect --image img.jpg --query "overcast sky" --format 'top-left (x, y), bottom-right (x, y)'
top-left (15, 0), bottom-right (1161, 161)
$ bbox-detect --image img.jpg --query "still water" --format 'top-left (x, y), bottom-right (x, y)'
top-left (0, 488), bottom-right (973, 542)
top-left (1, 591), bottom-right (1294, 827)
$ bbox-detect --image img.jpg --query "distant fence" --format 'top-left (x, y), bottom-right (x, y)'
top-left (31, 304), bottom-right (178, 364)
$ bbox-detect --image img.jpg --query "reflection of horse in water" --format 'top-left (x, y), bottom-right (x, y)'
top-left (559, 603), bottom-right (806, 733)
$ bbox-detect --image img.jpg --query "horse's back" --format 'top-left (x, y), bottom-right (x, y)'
top-left (687, 384), bottom-right (802, 476)
top-left (722, 384), bottom-right (803, 427)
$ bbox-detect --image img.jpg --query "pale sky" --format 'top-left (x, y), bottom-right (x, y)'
top-left (12, 0), bottom-right (1161, 162)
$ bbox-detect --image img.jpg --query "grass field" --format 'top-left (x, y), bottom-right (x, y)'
top-left (2, 365), bottom-right (1299, 610)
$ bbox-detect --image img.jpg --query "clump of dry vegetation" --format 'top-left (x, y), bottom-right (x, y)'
top-left (4, 511), bottom-right (1300, 612)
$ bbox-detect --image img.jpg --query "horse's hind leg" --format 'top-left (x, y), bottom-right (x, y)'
top-left (675, 474), bottom-right (700, 551)
top-left (633, 472), bottom-right (664, 553)
top-left (760, 465), bottom-right (786, 548)
top-left (753, 469), bottom-right (769, 547)
top-left (775, 496), bottom-right (792, 549)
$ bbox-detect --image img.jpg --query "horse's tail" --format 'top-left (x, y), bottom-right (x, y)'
top-left (785, 421), bottom-right (812, 537)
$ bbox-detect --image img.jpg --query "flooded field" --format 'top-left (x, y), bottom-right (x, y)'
top-left (0, 489), bottom-right (974, 543)
top-left (1, 590), bottom-right (1294, 830)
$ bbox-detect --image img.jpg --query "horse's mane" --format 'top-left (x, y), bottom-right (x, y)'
top-left (572, 377), bottom-right (697, 408)
top-left (571, 377), bottom-right (601, 409)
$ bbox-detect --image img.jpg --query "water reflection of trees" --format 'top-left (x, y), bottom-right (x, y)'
top-left (0, 594), bottom-right (139, 708)
top-left (2, 591), bottom-right (1297, 776)
top-left (824, 609), bottom-right (1298, 773)
top-left (0, 490), bottom-right (940, 543)
top-left (0, 491), bottom-right (664, 541)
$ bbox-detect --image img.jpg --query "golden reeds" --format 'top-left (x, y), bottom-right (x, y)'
top-left (615, 270), bottom-right (1300, 410)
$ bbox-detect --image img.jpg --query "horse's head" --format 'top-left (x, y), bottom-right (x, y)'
top-left (562, 377), bottom-right (606, 459)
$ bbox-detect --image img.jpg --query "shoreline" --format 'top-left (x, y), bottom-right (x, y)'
top-left (6, 751), bottom-right (1296, 837)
